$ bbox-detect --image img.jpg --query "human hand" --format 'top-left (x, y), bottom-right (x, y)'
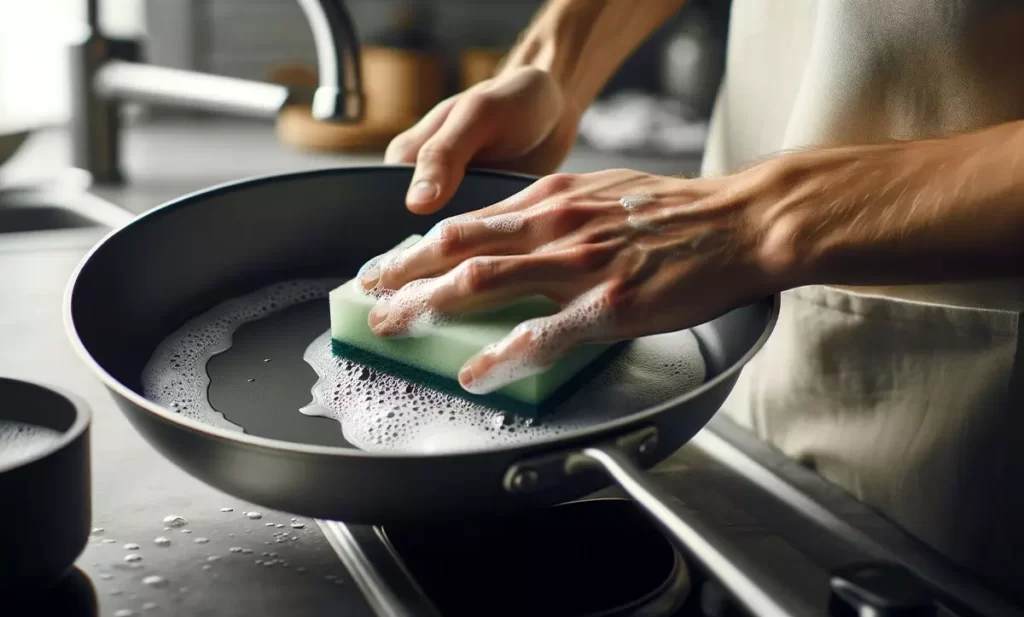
top-left (357, 168), bottom-right (785, 395)
top-left (384, 66), bottom-right (581, 215)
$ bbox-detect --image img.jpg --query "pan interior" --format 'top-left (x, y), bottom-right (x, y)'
top-left (140, 275), bottom-right (710, 455)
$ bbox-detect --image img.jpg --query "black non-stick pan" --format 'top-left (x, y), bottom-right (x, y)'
top-left (65, 166), bottom-right (783, 615)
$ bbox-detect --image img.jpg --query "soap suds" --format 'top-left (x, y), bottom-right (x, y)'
top-left (482, 212), bottom-right (525, 233)
top-left (141, 279), bottom-right (339, 431)
top-left (142, 278), bottom-right (706, 455)
top-left (462, 285), bottom-right (613, 395)
top-left (620, 194), bottom-right (654, 212)
top-left (0, 420), bottom-right (63, 467)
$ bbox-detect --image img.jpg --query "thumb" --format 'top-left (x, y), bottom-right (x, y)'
top-left (405, 95), bottom-right (498, 215)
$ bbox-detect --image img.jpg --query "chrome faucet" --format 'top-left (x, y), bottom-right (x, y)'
top-left (70, 0), bottom-right (365, 184)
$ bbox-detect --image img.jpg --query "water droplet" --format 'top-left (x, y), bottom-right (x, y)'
top-left (254, 560), bottom-right (263, 565)
top-left (142, 602), bottom-right (158, 611)
top-left (201, 564), bottom-right (212, 571)
top-left (207, 555), bottom-right (220, 562)
top-left (245, 511), bottom-right (262, 520)
top-left (193, 537), bottom-right (209, 544)
top-left (91, 527), bottom-right (105, 534)
top-left (100, 573), bottom-right (114, 580)
top-left (247, 378), bottom-right (255, 383)
top-left (290, 522), bottom-right (305, 529)
top-left (262, 562), bottom-right (273, 568)
top-left (229, 547), bottom-right (243, 553)
top-left (179, 529), bottom-right (192, 534)
top-left (241, 548), bottom-right (253, 554)
top-left (110, 589), bottom-right (123, 596)
top-left (178, 587), bottom-right (188, 594)
top-left (264, 523), bottom-right (274, 527)
top-left (219, 507), bottom-right (233, 512)
top-left (154, 537), bottom-right (171, 547)
top-left (123, 543), bottom-right (140, 551)
top-left (123, 554), bottom-right (142, 564)
top-left (113, 609), bottom-right (134, 617)
top-left (163, 527), bottom-right (171, 532)
top-left (163, 515), bottom-right (187, 528)
top-left (142, 575), bottom-right (168, 588)
top-left (274, 524), bottom-right (285, 529)
top-left (102, 538), bottom-right (117, 544)
top-left (263, 358), bottom-right (272, 363)
top-left (297, 567), bottom-right (306, 573)
top-left (325, 575), bottom-right (336, 581)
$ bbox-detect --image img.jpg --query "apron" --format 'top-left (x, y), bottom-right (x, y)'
top-left (686, 0), bottom-right (1024, 598)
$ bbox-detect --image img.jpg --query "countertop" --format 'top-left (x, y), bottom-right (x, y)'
top-left (0, 119), bottom-right (701, 617)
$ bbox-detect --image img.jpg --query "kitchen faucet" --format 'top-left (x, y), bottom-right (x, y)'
top-left (70, 0), bottom-right (365, 185)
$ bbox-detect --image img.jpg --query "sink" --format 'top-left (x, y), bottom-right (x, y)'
top-left (0, 204), bottom-right (98, 233)
top-left (0, 180), bottom-right (131, 234)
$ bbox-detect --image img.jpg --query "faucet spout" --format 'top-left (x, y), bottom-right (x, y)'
top-left (297, 0), bottom-right (364, 122)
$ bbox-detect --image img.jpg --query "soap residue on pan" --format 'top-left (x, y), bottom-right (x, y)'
top-left (141, 278), bottom-right (706, 455)
top-left (141, 279), bottom-right (338, 431)
top-left (301, 324), bottom-right (705, 454)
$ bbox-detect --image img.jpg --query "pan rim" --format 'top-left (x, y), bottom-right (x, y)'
top-left (63, 164), bottom-right (780, 460)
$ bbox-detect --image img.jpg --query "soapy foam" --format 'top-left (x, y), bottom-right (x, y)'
top-left (482, 212), bottom-right (525, 233)
top-left (141, 279), bottom-right (339, 431)
top-left (463, 285), bottom-right (613, 395)
top-left (142, 278), bottom-right (706, 455)
top-left (620, 194), bottom-right (654, 212)
top-left (0, 420), bottom-right (63, 467)
top-left (303, 322), bottom-right (705, 454)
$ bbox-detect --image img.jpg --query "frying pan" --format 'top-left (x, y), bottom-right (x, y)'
top-left (64, 166), bottom-right (783, 615)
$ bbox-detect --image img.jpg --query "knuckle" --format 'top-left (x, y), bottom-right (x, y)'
top-left (458, 257), bottom-right (497, 294)
top-left (463, 91), bottom-right (501, 117)
top-left (436, 223), bottom-right (465, 257)
top-left (538, 173), bottom-right (575, 194)
top-left (417, 142), bottom-right (453, 168)
top-left (563, 244), bottom-right (612, 272)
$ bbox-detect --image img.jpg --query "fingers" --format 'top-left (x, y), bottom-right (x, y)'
top-left (384, 96), bottom-right (458, 165)
top-left (368, 251), bottom-right (609, 338)
top-left (457, 284), bottom-right (616, 394)
top-left (404, 93), bottom-right (507, 215)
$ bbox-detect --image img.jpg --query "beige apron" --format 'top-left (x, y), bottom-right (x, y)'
top-left (691, 0), bottom-right (1024, 597)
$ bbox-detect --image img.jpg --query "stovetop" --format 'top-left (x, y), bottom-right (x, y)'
top-left (313, 416), bottom-right (1023, 617)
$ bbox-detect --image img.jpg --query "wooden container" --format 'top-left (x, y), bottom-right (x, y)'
top-left (273, 45), bottom-right (445, 152)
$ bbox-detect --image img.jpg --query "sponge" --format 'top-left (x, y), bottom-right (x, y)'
top-left (330, 236), bottom-right (620, 415)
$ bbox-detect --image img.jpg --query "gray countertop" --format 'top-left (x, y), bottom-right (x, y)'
top-left (0, 119), bottom-right (699, 617)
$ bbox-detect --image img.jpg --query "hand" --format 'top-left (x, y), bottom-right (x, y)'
top-left (384, 66), bottom-right (581, 215)
top-left (357, 168), bottom-right (781, 395)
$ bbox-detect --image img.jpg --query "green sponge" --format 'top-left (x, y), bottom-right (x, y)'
top-left (330, 236), bottom-right (620, 415)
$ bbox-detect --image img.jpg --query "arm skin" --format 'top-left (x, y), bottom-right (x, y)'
top-left (499, 0), bottom-right (691, 111)
top-left (383, 0), bottom-right (688, 213)
top-left (364, 121), bottom-right (1024, 393)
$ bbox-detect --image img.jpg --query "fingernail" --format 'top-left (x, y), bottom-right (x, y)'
top-left (368, 301), bottom-right (390, 330)
top-left (458, 364), bottom-right (476, 389)
top-left (359, 268), bottom-right (380, 290)
top-left (408, 180), bottom-right (439, 206)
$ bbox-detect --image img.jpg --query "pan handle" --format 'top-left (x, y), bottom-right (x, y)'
top-left (504, 426), bottom-right (800, 617)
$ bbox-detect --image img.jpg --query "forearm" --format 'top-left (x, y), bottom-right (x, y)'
top-left (500, 0), bottom-right (688, 111)
top-left (756, 120), bottom-right (1024, 288)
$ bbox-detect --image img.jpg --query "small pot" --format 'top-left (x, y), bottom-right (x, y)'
top-left (0, 377), bottom-right (91, 593)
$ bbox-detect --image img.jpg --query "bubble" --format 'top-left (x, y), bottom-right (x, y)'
top-left (245, 511), bottom-right (263, 520)
top-left (153, 537), bottom-right (171, 547)
top-left (207, 555), bottom-right (220, 562)
top-left (193, 537), bottom-right (209, 544)
top-left (123, 543), bottom-right (140, 551)
top-left (219, 507), bottom-right (233, 512)
top-left (142, 575), bottom-right (168, 588)
top-left (0, 420), bottom-right (63, 466)
top-left (179, 529), bottom-right (192, 534)
top-left (114, 609), bottom-right (134, 617)
top-left (290, 521), bottom-right (305, 529)
top-left (91, 527), bottom-right (105, 534)
top-left (102, 538), bottom-right (117, 544)
top-left (229, 547), bottom-right (243, 553)
top-left (482, 212), bottom-right (525, 233)
top-left (123, 554), bottom-right (142, 564)
top-left (619, 193), bottom-right (654, 211)
top-left (162, 515), bottom-right (187, 528)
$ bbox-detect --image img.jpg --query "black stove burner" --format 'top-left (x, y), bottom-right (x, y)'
top-left (379, 498), bottom-right (691, 617)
